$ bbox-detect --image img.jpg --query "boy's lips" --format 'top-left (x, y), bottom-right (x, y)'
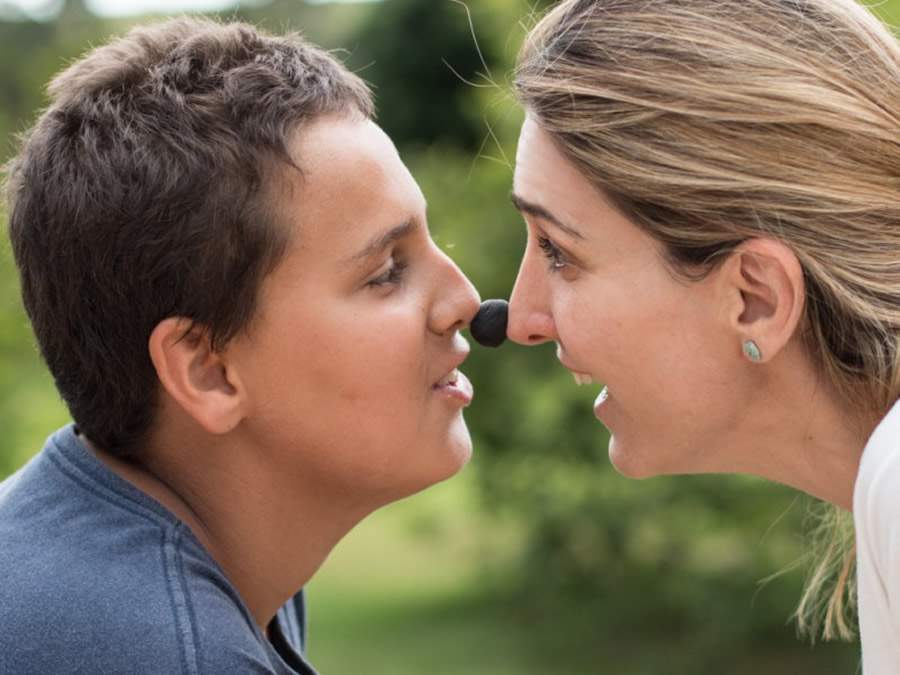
top-left (435, 368), bottom-right (460, 387)
top-left (432, 345), bottom-right (473, 406)
top-left (432, 369), bottom-right (473, 406)
top-left (431, 341), bottom-right (470, 388)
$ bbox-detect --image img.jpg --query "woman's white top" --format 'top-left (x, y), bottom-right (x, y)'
top-left (855, 398), bottom-right (900, 674)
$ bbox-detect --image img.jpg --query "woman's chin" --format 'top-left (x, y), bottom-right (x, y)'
top-left (607, 435), bottom-right (662, 480)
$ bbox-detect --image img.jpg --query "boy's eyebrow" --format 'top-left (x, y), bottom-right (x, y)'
top-left (347, 220), bottom-right (416, 264)
top-left (510, 192), bottom-right (585, 240)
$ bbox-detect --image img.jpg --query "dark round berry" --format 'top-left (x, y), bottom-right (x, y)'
top-left (470, 299), bottom-right (508, 348)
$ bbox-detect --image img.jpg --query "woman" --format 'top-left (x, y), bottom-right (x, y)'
top-left (506, 0), bottom-right (900, 669)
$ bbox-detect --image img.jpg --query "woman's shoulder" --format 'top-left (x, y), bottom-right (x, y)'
top-left (855, 399), bottom-right (900, 533)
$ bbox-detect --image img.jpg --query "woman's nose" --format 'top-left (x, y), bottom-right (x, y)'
top-left (429, 250), bottom-right (481, 336)
top-left (507, 252), bottom-right (556, 346)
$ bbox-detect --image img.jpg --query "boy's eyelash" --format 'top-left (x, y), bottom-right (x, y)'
top-left (537, 236), bottom-right (568, 271)
top-left (367, 259), bottom-right (408, 288)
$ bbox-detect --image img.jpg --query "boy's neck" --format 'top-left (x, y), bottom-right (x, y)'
top-left (79, 426), bottom-right (371, 636)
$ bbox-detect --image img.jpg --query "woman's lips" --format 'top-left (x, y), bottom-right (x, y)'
top-left (555, 344), bottom-right (595, 385)
top-left (555, 345), bottom-right (608, 420)
top-left (572, 372), bottom-right (595, 386)
top-left (593, 386), bottom-right (610, 420)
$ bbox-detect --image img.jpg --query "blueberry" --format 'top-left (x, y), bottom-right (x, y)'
top-left (470, 299), bottom-right (508, 348)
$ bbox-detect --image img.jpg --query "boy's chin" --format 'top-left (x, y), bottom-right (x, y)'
top-left (391, 436), bottom-right (473, 502)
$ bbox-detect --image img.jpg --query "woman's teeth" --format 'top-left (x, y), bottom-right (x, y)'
top-left (572, 372), bottom-right (594, 386)
top-left (436, 369), bottom-right (460, 387)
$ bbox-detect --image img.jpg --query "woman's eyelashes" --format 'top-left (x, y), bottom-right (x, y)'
top-left (537, 235), bottom-right (568, 272)
top-left (366, 256), bottom-right (408, 289)
top-left (536, 234), bottom-right (582, 281)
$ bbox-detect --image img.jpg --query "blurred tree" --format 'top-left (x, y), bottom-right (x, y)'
top-left (343, 0), bottom-right (503, 151)
top-left (237, 0), bottom-right (374, 47)
top-left (3, 2), bottom-right (897, 670)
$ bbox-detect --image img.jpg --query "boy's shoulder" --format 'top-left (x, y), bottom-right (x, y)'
top-left (0, 438), bottom-right (183, 673)
top-left (0, 554), bottom-right (284, 675)
top-left (0, 427), bottom-right (297, 674)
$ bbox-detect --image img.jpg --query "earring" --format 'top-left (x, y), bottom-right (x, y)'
top-left (742, 340), bottom-right (762, 363)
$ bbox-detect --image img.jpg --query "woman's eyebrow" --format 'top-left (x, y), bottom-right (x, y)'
top-left (510, 192), bottom-right (585, 240)
top-left (346, 220), bottom-right (416, 265)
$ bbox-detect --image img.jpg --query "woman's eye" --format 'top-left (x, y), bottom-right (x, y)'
top-left (367, 259), bottom-right (408, 289)
top-left (537, 236), bottom-right (568, 272)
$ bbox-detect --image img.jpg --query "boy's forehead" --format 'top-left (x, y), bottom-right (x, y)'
top-left (293, 116), bottom-right (399, 184)
top-left (275, 116), bottom-right (423, 254)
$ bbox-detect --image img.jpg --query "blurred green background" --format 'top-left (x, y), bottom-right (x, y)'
top-left (2, 1), bottom-right (899, 673)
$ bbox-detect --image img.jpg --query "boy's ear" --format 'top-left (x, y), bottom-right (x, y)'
top-left (720, 238), bottom-right (806, 363)
top-left (148, 318), bottom-right (246, 435)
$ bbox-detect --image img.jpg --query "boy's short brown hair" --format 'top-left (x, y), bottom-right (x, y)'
top-left (6, 18), bottom-right (373, 456)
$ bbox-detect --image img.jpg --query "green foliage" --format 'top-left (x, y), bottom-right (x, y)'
top-left (2, 0), bottom-right (899, 672)
top-left (307, 582), bottom-right (861, 674)
top-left (340, 0), bottom-right (497, 149)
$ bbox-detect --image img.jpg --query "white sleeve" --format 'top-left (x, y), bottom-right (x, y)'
top-left (855, 407), bottom-right (900, 674)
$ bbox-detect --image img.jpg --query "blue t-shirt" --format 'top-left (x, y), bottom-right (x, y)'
top-left (0, 425), bottom-right (319, 675)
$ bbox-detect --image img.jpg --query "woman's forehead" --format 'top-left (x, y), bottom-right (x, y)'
top-left (514, 118), bottom-right (605, 232)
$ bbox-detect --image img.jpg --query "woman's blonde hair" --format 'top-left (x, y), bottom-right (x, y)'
top-left (515, 0), bottom-right (900, 640)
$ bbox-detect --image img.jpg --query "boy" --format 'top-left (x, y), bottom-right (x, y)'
top-left (1, 17), bottom-right (479, 674)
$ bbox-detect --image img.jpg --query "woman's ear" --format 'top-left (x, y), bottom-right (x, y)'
top-left (720, 238), bottom-right (805, 363)
top-left (148, 318), bottom-right (246, 434)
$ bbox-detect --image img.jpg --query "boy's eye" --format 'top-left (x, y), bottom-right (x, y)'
top-left (367, 259), bottom-right (408, 288)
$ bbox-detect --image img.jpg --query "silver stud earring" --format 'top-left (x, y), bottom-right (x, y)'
top-left (742, 340), bottom-right (762, 363)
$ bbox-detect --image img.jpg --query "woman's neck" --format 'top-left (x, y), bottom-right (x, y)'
top-left (722, 350), bottom-right (881, 511)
